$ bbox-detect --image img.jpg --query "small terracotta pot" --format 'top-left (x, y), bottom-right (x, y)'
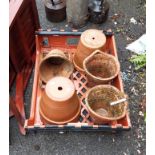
top-left (39, 76), bottom-right (81, 124)
top-left (39, 49), bottom-right (74, 83)
top-left (85, 85), bottom-right (127, 124)
top-left (73, 29), bottom-right (106, 72)
top-left (83, 50), bottom-right (120, 85)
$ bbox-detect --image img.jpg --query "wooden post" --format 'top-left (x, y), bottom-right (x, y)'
top-left (66, 0), bottom-right (89, 28)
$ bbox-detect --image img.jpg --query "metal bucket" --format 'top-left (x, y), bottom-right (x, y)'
top-left (44, 0), bottom-right (66, 22)
top-left (88, 0), bottom-right (110, 24)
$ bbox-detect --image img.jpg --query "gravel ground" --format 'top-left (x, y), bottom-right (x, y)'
top-left (9, 0), bottom-right (146, 154)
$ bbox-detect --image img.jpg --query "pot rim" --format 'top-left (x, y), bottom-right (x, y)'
top-left (73, 55), bottom-right (85, 73)
top-left (44, 0), bottom-right (66, 10)
top-left (83, 51), bottom-right (120, 81)
top-left (85, 85), bottom-right (128, 121)
top-left (39, 99), bottom-right (81, 124)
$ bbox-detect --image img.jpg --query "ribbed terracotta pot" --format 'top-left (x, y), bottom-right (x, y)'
top-left (85, 85), bottom-right (127, 124)
top-left (73, 29), bottom-right (106, 72)
top-left (83, 50), bottom-right (120, 86)
top-left (39, 49), bottom-right (74, 83)
top-left (39, 76), bottom-right (81, 124)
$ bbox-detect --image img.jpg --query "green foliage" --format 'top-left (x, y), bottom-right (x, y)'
top-left (129, 53), bottom-right (146, 70)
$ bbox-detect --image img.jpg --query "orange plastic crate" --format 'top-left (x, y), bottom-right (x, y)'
top-left (25, 30), bottom-right (131, 132)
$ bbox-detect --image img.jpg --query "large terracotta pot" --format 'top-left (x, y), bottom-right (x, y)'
top-left (39, 76), bottom-right (81, 124)
top-left (83, 50), bottom-right (120, 86)
top-left (85, 85), bottom-right (127, 124)
top-left (39, 49), bottom-right (74, 83)
top-left (73, 29), bottom-right (106, 72)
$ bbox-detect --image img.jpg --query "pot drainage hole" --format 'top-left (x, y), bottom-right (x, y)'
top-left (58, 86), bottom-right (63, 91)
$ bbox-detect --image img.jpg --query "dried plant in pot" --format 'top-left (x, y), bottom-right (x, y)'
top-left (39, 49), bottom-right (74, 83)
top-left (83, 50), bottom-right (120, 86)
top-left (39, 76), bottom-right (81, 124)
top-left (85, 85), bottom-right (128, 124)
top-left (73, 29), bottom-right (106, 73)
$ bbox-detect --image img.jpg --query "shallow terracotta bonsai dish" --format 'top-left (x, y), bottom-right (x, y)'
top-left (25, 30), bottom-right (131, 132)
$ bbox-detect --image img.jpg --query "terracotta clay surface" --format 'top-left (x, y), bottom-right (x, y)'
top-left (73, 29), bottom-right (106, 72)
top-left (39, 49), bottom-right (74, 83)
top-left (39, 76), bottom-right (81, 124)
top-left (83, 50), bottom-right (120, 86)
top-left (85, 85), bottom-right (128, 124)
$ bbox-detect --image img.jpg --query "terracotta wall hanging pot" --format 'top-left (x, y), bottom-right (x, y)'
top-left (39, 76), bottom-right (81, 124)
top-left (73, 29), bottom-right (106, 73)
top-left (83, 50), bottom-right (120, 85)
top-left (44, 0), bottom-right (66, 22)
top-left (85, 85), bottom-right (127, 124)
top-left (39, 49), bottom-right (74, 83)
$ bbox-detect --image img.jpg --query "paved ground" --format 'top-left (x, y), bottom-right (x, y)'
top-left (9, 0), bottom-right (146, 154)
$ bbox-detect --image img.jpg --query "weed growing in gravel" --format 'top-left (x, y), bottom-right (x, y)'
top-left (129, 52), bottom-right (146, 70)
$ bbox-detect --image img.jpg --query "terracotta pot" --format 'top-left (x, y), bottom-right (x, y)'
top-left (39, 49), bottom-right (74, 83)
top-left (39, 76), bottom-right (81, 124)
top-left (83, 50), bottom-right (120, 85)
top-left (73, 29), bottom-right (106, 72)
top-left (85, 85), bottom-right (128, 124)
